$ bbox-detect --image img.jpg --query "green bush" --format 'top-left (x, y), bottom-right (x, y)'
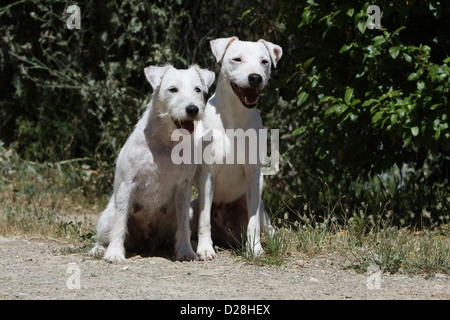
top-left (270, 0), bottom-right (449, 224)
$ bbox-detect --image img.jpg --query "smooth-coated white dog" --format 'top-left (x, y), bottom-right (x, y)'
top-left (90, 65), bottom-right (215, 263)
top-left (193, 37), bottom-right (282, 260)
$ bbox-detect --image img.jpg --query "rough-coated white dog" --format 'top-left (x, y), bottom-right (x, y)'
top-left (90, 65), bottom-right (215, 263)
top-left (193, 37), bottom-right (282, 260)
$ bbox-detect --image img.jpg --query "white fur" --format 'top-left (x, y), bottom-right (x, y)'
top-left (194, 37), bottom-right (282, 260)
top-left (90, 65), bottom-right (215, 263)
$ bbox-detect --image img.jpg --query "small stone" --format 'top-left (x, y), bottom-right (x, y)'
top-left (295, 260), bottom-right (305, 267)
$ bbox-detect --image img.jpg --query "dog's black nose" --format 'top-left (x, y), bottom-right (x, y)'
top-left (248, 73), bottom-right (263, 88)
top-left (186, 104), bottom-right (199, 117)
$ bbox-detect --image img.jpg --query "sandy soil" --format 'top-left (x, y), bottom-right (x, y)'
top-left (0, 236), bottom-right (448, 301)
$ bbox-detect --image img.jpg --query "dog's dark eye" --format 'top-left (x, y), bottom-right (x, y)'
top-left (262, 59), bottom-right (269, 65)
top-left (168, 87), bottom-right (178, 93)
top-left (232, 57), bottom-right (242, 62)
top-left (194, 87), bottom-right (202, 93)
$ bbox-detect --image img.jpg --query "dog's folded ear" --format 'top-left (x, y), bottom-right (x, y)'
top-left (210, 37), bottom-right (239, 63)
top-left (191, 65), bottom-right (216, 92)
top-left (144, 65), bottom-right (171, 90)
top-left (258, 40), bottom-right (283, 68)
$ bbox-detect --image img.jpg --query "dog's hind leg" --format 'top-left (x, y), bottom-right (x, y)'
top-left (103, 181), bottom-right (134, 263)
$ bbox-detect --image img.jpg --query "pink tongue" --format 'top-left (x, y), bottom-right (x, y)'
top-left (180, 120), bottom-right (194, 134)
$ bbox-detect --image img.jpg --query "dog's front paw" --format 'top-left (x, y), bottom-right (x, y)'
top-left (176, 247), bottom-right (198, 262)
top-left (196, 243), bottom-right (217, 261)
top-left (103, 246), bottom-right (125, 263)
top-left (89, 244), bottom-right (106, 258)
top-left (246, 242), bottom-right (264, 259)
top-left (265, 225), bottom-right (276, 238)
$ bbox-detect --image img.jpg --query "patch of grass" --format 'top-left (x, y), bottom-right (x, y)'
top-left (232, 230), bottom-right (291, 266)
top-left (407, 231), bottom-right (450, 275)
top-left (0, 187), bottom-right (98, 244)
top-left (238, 196), bottom-right (449, 276)
top-left (0, 143), bottom-right (99, 246)
top-left (341, 227), bottom-right (450, 276)
top-left (344, 226), bottom-right (414, 273)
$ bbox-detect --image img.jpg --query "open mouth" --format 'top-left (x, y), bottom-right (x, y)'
top-left (173, 119), bottom-right (195, 134)
top-left (231, 83), bottom-right (262, 109)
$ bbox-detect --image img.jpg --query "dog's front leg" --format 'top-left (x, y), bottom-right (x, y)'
top-left (196, 170), bottom-right (217, 260)
top-left (103, 181), bottom-right (134, 263)
top-left (245, 167), bottom-right (264, 258)
top-left (175, 179), bottom-right (198, 261)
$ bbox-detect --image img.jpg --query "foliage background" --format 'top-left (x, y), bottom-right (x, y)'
top-left (1, 0), bottom-right (449, 226)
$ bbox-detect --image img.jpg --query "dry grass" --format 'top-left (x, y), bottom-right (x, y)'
top-left (0, 186), bottom-right (98, 243)
top-left (0, 144), bottom-right (101, 244)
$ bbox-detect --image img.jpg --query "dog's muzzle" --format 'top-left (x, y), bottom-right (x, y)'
top-left (231, 74), bottom-right (263, 109)
top-left (173, 104), bottom-right (199, 134)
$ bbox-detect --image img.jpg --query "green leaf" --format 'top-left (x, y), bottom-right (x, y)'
top-left (404, 135), bottom-right (412, 146)
top-left (339, 44), bottom-right (351, 54)
top-left (346, 8), bottom-right (354, 17)
top-left (391, 26), bottom-right (406, 36)
top-left (240, 9), bottom-right (252, 19)
top-left (293, 126), bottom-right (308, 136)
top-left (349, 112), bottom-right (358, 121)
top-left (303, 57), bottom-right (315, 69)
top-left (408, 72), bottom-right (418, 81)
top-left (389, 46), bottom-right (400, 59)
top-left (372, 111), bottom-right (384, 124)
top-left (430, 103), bottom-right (441, 110)
top-left (411, 126), bottom-right (419, 136)
top-left (325, 104), bottom-right (338, 116)
top-left (429, 64), bottom-right (439, 80)
top-left (390, 114), bottom-right (398, 125)
top-left (297, 92), bottom-right (309, 107)
top-left (338, 104), bottom-right (349, 115)
top-left (373, 36), bottom-right (386, 46)
top-left (434, 128), bottom-right (441, 140)
top-left (344, 88), bottom-right (354, 105)
top-left (417, 81), bottom-right (425, 91)
top-left (403, 53), bottom-right (412, 63)
top-left (362, 99), bottom-right (377, 107)
top-left (357, 20), bottom-right (366, 34)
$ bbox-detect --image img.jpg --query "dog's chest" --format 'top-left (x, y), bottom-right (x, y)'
top-left (213, 164), bottom-right (247, 203)
top-left (203, 126), bottom-right (263, 165)
top-left (135, 147), bottom-right (193, 206)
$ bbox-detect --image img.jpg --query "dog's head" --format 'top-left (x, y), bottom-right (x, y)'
top-left (144, 65), bottom-right (215, 134)
top-left (210, 37), bottom-right (282, 109)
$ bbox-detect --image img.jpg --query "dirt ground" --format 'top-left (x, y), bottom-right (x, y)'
top-left (0, 236), bottom-right (448, 300)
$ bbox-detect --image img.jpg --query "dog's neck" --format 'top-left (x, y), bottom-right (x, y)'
top-left (212, 72), bottom-right (258, 129)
